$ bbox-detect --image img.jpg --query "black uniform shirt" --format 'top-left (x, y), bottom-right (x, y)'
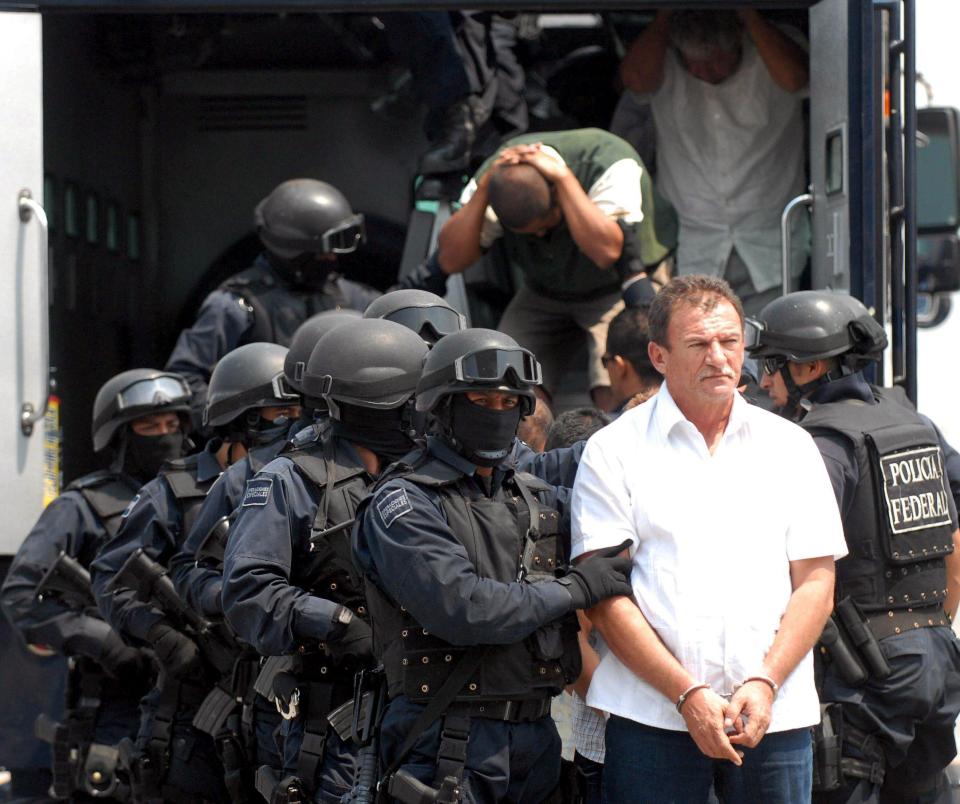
top-left (353, 437), bottom-right (572, 648)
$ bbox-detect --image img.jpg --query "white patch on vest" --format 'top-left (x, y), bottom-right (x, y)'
top-left (377, 488), bottom-right (413, 529)
top-left (121, 494), bottom-right (140, 519)
top-left (880, 446), bottom-right (953, 534)
top-left (242, 478), bottom-right (273, 507)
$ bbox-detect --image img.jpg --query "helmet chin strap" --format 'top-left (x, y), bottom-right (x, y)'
top-left (778, 362), bottom-right (849, 421)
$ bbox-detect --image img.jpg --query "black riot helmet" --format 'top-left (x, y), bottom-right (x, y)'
top-left (746, 291), bottom-right (888, 416)
top-left (417, 329), bottom-right (543, 467)
top-left (203, 343), bottom-right (301, 445)
top-left (92, 369), bottom-right (192, 453)
top-left (416, 328), bottom-right (541, 416)
top-left (254, 179), bottom-right (365, 261)
top-left (284, 309), bottom-right (363, 394)
top-left (363, 289), bottom-right (466, 346)
top-left (301, 319), bottom-right (428, 461)
top-left (746, 291), bottom-right (887, 368)
top-left (302, 319), bottom-right (427, 415)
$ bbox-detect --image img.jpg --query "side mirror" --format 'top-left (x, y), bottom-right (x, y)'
top-left (917, 107), bottom-right (960, 234)
top-left (918, 233), bottom-right (960, 293)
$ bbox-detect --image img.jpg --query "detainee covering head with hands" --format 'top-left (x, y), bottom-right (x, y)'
top-left (570, 275), bottom-right (847, 803)
top-left (436, 128), bottom-right (670, 411)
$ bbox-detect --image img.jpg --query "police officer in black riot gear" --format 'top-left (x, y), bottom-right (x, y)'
top-left (166, 180), bottom-right (449, 426)
top-left (1, 369), bottom-right (192, 802)
top-left (221, 319), bottom-right (429, 803)
top-left (92, 344), bottom-right (301, 804)
top-left (747, 290), bottom-right (960, 804)
top-left (352, 328), bottom-right (634, 804)
top-left (167, 315), bottom-right (360, 784)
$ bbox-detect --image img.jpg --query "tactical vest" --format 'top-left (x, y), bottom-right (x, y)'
top-left (159, 455), bottom-right (219, 540)
top-left (220, 256), bottom-right (345, 347)
top-left (802, 387), bottom-right (955, 612)
top-left (67, 470), bottom-right (141, 548)
top-left (363, 454), bottom-right (581, 703)
top-left (285, 437), bottom-right (371, 626)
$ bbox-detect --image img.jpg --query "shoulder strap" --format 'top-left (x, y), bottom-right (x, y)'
top-left (69, 472), bottom-right (140, 524)
top-left (161, 463), bottom-right (209, 501)
top-left (221, 263), bottom-right (277, 343)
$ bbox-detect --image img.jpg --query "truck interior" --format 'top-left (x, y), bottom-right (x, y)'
top-left (40, 7), bottom-right (826, 481)
top-left (32, 1), bottom-right (960, 484)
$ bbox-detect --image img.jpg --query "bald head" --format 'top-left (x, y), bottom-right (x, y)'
top-left (487, 163), bottom-right (554, 231)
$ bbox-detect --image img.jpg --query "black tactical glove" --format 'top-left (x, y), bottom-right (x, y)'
top-left (557, 541), bottom-right (633, 610)
top-left (325, 607), bottom-right (374, 662)
top-left (99, 629), bottom-right (150, 679)
top-left (146, 621), bottom-right (200, 678)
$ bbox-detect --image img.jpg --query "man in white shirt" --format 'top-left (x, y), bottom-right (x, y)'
top-left (571, 275), bottom-right (847, 803)
top-left (620, 10), bottom-right (809, 316)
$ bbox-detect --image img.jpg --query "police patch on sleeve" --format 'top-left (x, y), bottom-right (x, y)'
top-left (242, 478), bottom-right (273, 507)
top-left (377, 488), bottom-right (413, 528)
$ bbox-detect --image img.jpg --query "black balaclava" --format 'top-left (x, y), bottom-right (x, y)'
top-left (267, 251), bottom-right (333, 291)
top-left (330, 403), bottom-right (416, 463)
top-left (442, 394), bottom-right (522, 468)
top-left (239, 410), bottom-right (293, 448)
top-left (122, 431), bottom-right (188, 483)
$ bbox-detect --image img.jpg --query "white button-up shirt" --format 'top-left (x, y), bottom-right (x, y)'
top-left (571, 383), bottom-right (847, 733)
top-left (635, 31), bottom-right (809, 291)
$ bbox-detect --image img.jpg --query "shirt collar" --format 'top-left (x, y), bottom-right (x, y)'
top-left (654, 382), bottom-right (749, 445)
top-left (197, 441), bottom-right (224, 482)
top-left (808, 372), bottom-right (875, 406)
top-left (427, 436), bottom-right (514, 491)
top-left (427, 436), bottom-right (481, 475)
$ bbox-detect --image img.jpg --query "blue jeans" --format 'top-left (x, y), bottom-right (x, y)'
top-left (602, 717), bottom-right (812, 804)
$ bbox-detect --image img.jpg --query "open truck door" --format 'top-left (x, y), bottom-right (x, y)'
top-left (806, 0), bottom-right (922, 400)
top-left (1, 10), bottom-right (50, 551)
top-left (0, 12), bottom-right (68, 797)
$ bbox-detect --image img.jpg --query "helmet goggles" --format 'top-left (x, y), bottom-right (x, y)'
top-left (114, 374), bottom-right (190, 413)
top-left (385, 305), bottom-right (466, 343)
top-left (204, 372), bottom-right (300, 427)
top-left (259, 213), bottom-right (366, 256)
top-left (451, 347), bottom-right (542, 387)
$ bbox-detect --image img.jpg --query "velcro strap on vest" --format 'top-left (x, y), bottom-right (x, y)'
top-left (866, 604), bottom-right (948, 640)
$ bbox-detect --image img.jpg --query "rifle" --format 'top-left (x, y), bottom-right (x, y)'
top-left (36, 551), bottom-right (95, 609)
top-left (337, 666), bottom-right (387, 804)
top-left (106, 548), bottom-right (236, 674)
top-left (308, 517), bottom-right (354, 552)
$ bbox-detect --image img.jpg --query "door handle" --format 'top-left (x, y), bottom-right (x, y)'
top-left (18, 189), bottom-right (51, 437)
top-left (780, 193), bottom-right (813, 295)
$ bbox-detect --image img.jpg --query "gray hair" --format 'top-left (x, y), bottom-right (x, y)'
top-left (669, 11), bottom-right (743, 61)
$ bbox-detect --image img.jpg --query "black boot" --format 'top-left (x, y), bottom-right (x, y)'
top-left (419, 97), bottom-right (476, 176)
